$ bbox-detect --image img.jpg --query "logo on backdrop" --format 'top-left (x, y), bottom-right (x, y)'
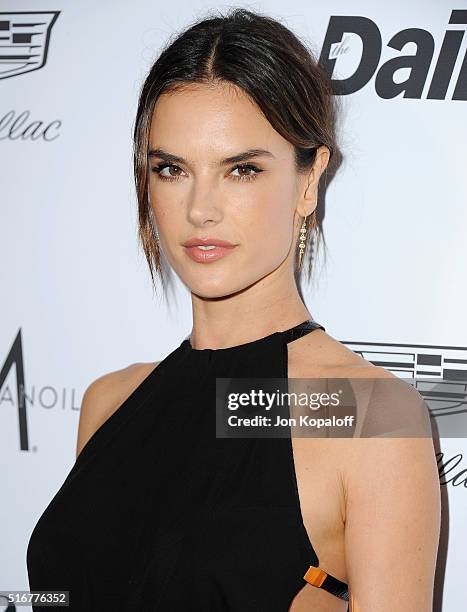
top-left (320, 9), bottom-right (467, 100)
top-left (1, 329), bottom-right (28, 450)
top-left (1, 329), bottom-right (80, 452)
top-left (0, 11), bottom-right (59, 80)
top-left (0, 109), bottom-right (61, 141)
top-left (346, 339), bottom-right (467, 423)
top-left (437, 451), bottom-right (467, 488)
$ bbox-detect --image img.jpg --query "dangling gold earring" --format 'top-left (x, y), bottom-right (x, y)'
top-left (298, 215), bottom-right (308, 269)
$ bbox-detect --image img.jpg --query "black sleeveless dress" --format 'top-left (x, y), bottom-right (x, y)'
top-left (26, 319), bottom-right (349, 610)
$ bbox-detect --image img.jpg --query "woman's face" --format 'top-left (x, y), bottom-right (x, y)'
top-left (148, 82), bottom-right (311, 298)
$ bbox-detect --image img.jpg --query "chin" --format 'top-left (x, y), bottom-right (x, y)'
top-left (180, 270), bottom-right (255, 300)
top-left (179, 258), bottom-right (282, 299)
top-left (187, 279), bottom-right (245, 300)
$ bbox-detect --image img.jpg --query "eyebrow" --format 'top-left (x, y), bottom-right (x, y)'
top-left (147, 147), bottom-right (275, 166)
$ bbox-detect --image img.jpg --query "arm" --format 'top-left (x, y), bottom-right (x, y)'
top-left (76, 375), bottom-right (112, 459)
top-left (343, 436), bottom-right (441, 611)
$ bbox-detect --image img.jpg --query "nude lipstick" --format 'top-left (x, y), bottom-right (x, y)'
top-left (182, 237), bottom-right (238, 263)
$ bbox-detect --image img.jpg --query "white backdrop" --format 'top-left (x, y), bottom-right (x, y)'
top-left (1, 1), bottom-right (465, 610)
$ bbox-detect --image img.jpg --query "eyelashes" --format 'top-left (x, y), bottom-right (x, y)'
top-left (150, 162), bottom-right (263, 183)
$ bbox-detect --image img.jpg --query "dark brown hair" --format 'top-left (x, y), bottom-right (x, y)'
top-left (133, 7), bottom-right (339, 291)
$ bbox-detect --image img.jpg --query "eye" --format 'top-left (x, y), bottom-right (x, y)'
top-left (230, 164), bottom-right (263, 182)
top-left (150, 162), bottom-right (263, 183)
top-left (151, 163), bottom-right (184, 182)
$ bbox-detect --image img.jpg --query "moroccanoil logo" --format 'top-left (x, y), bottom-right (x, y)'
top-left (1, 329), bottom-right (80, 452)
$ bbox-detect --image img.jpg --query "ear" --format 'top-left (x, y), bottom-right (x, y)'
top-left (296, 146), bottom-right (330, 218)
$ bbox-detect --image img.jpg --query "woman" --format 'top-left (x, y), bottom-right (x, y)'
top-left (27, 7), bottom-right (440, 611)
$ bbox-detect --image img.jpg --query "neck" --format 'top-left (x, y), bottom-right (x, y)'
top-left (188, 269), bottom-right (312, 350)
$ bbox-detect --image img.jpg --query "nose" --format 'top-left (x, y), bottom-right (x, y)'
top-left (186, 178), bottom-right (223, 227)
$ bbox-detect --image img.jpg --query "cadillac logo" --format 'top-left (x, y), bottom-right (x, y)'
top-left (0, 11), bottom-right (60, 80)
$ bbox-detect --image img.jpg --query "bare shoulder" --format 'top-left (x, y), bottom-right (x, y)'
top-left (289, 329), bottom-right (427, 433)
top-left (76, 361), bottom-right (160, 458)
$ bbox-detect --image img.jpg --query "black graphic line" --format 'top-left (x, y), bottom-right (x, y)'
top-left (369, 360), bottom-right (416, 368)
top-left (345, 341), bottom-right (467, 350)
top-left (0, 54), bottom-right (39, 59)
top-left (0, 60), bottom-right (39, 64)
top-left (12, 22), bottom-right (46, 27)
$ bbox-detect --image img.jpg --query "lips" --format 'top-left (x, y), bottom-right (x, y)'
top-left (182, 237), bottom-right (236, 248)
top-left (182, 237), bottom-right (237, 264)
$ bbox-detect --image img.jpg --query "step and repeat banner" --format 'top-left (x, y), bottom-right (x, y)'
top-left (1, 1), bottom-right (465, 610)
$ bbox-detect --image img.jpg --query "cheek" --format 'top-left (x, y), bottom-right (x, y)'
top-left (148, 186), bottom-right (182, 238)
top-left (239, 183), bottom-right (295, 253)
top-left (148, 201), bottom-right (183, 271)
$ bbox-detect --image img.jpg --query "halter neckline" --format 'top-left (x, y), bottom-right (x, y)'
top-left (182, 318), bottom-right (325, 352)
